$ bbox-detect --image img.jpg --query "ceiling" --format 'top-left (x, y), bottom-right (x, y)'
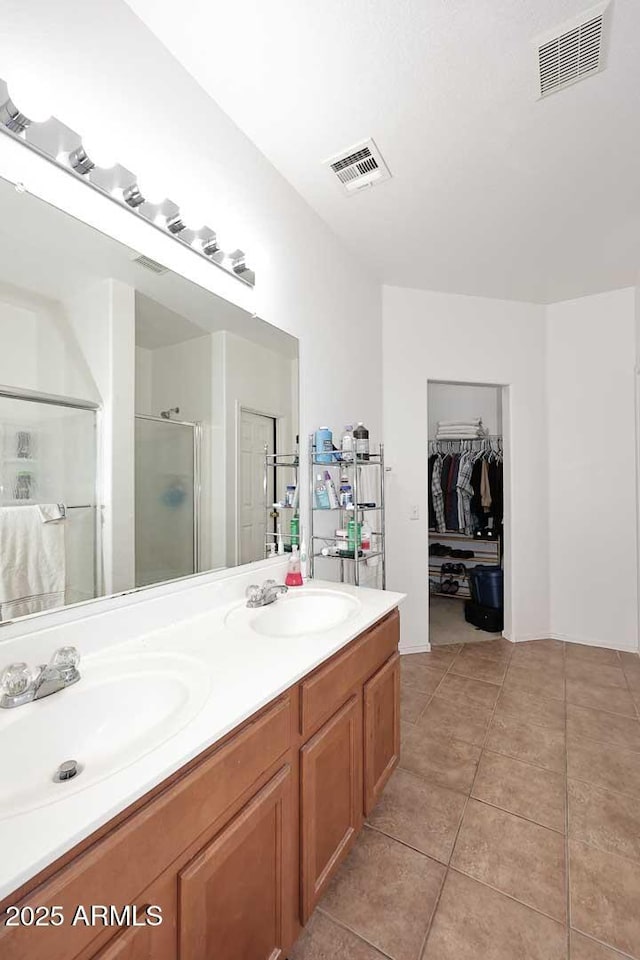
top-left (124, 0), bottom-right (640, 304)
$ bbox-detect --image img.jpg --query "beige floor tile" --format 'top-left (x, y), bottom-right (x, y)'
top-left (400, 683), bottom-right (430, 724)
top-left (320, 827), bottom-right (445, 960)
top-left (458, 637), bottom-right (514, 661)
top-left (565, 660), bottom-right (628, 689)
top-left (422, 869), bottom-right (566, 960)
top-left (570, 839), bottom-right (640, 958)
top-left (568, 735), bottom-right (640, 800)
top-left (290, 911), bottom-right (389, 960)
top-left (565, 678), bottom-right (637, 718)
top-left (570, 930), bottom-right (631, 959)
top-left (472, 750), bottom-right (566, 832)
top-left (451, 799), bottom-right (566, 921)
top-left (434, 672), bottom-right (501, 710)
top-left (567, 704), bottom-right (640, 753)
top-left (400, 655), bottom-right (445, 694)
top-left (568, 779), bottom-right (640, 864)
top-left (485, 713), bottom-right (566, 772)
top-left (417, 694), bottom-right (493, 747)
top-left (504, 664), bottom-right (565, 701)
top-left (420, 646), bottom-right (462, 669)
top-left (494, 686), bottom-right (566, 732)
top-left (450, 653), bottom-right (508, 685)
top-left (367, 767), bottom-right (466, 864)
top-left (400, 721), bottom-right (481, 794)
top-left (566, 644), bottom-right (621, 667)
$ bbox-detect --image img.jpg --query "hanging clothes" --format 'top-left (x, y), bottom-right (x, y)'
top-left (428, 438), bottom-right (503, 536)
top-left (431, 455), bottom-right (446, 532)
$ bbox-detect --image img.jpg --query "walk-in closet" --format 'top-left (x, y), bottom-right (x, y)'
top-left (428, 381), bottom-right (504, 645)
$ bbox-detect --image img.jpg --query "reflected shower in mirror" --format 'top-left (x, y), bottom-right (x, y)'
top-left (0, 177), bottom-right (298, 623)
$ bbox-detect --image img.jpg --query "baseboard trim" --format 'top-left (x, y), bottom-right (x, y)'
top-left (400, 642), bottom-right (430, 655)
top-left (548, 632), bottom-right (638, 654)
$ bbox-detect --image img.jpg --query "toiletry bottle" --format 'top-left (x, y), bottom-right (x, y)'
top-left (300, 538), bottom-right (308, 578)
top-left (277, 523), bottom-right (285, 555)
top-left (353, 422), bottom-right (369, 460)
top-left (315, 473), bottom-right (330, 509)
top-left (290, 515), bottom-right (300, 546)
top-left (347, 518), bottom-right (362, 551)
top-left (324, 470), bottom-right (339, 509)
top-left (315, 426), bottom-right (333, 464)
top-left (285, 484), bottom-right (296, 508)
top-left (341, 425), bottom-right (354, 462)
top-left (285, 545), bottom-right (303, 586)
top-left (361, 521), bottom-right (372, 551)
top-left (339, 473), bottom-right (353, 508)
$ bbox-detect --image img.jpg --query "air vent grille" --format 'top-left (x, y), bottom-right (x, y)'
top-left (324, 138), bottom-right (391, 195)
top-left (537, 4), bottom-right (608, 97)
top-left (132, 253), bottom-right (168, 275)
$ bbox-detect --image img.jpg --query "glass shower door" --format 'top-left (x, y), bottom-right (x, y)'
top-left (135, 416), bottom-right (198, 588)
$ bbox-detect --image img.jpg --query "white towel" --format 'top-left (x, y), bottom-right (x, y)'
top-left (0, 505), bottom-right (66, 620)
top-left (437, 419), bottom-right (482, 428)
top-left (436, 430), bottom-right (484, 439)
top-left (37, 503), bottom-right (67, 523)
top-left (356, 465), bottom-right (378, 507)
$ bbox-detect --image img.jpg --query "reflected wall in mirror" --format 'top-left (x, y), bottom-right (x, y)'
top-left (0, 177), bottom-right (299, 623)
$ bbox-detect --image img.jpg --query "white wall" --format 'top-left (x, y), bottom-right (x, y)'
top-left (0, 0), bottom-right (382, 594)
top-left (428, 382), bottom-right (502, 438)
top-left (547, 288), bottom-right (638, 651)
top-left (383, 286), bottom-right (548, 651)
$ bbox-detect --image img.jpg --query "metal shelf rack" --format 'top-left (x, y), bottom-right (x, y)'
top-left (264, 450), bottom-right (299, 556)
top-left (308, 435), bottom-right (386, 588)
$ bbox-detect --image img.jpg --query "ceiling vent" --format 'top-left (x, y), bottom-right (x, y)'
top-left (131, 253), bottom-right (168, 275)
top-left (324, 138), bottom-right (391, 195)
top-left (536, 3), bottom-right (609, 98)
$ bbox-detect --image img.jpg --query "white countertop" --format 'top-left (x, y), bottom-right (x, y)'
top-left (0, 576), bottom-right (404, 901)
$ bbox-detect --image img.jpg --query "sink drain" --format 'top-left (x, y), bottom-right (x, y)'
top-left (53, 760), bottom-right (81, 783)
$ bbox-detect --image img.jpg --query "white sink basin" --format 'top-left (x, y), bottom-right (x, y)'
top-left (225, 588), bottom-right (362, 638)
top-left (0, 652), bottom-right (211, 820)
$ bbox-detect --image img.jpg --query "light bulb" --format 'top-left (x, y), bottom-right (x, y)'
top-left (6, 69), bottom-right (54, 123)
top-left (82, 134), bottom-right (117, 169)
top-left (134, 172), bottom-right (169, 207)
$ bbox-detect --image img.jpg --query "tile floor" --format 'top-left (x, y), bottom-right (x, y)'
top-left (429, 595), bottom-right (491, 646)
top-left (290, 638), bottom-right (640, 960)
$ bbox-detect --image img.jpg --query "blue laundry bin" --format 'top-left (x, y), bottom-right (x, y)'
top-left (469, 565), bottom-right (503, 609)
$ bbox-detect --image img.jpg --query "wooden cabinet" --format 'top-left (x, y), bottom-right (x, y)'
top-left (179, 765), bottom-right (294, 960)
top-left (363, 652), bottom-right (400, 816)
top-left (300, 695), bottom-right (363, 922)
top-left (1, 607), bottom-right (400, 960)
top-left (90, 874), bottom-right (176, 960)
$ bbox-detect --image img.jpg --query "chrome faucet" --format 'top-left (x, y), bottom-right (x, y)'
top-left (0, 646), bottom-right (81, 709)
top-left (245, 579), bottom-right (289, 608)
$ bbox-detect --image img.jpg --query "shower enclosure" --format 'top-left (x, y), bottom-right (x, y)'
top-left (0, 386), bottom-right (99, 610)
top-left (134, 415), bottom-right (201, 588)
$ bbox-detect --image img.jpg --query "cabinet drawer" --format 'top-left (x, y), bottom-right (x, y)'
top-left (0, 696), bottom-right (291, 960)
top-left (300, 609), bottom-right (399, 738)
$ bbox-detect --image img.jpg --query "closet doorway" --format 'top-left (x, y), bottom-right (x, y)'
top-left (427, 381), bottom-right (506, 646)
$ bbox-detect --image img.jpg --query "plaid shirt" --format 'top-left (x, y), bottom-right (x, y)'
top-left (456, 452), bottom-right (475, 536)
top-left (431, 455), bottom-right (446, 532)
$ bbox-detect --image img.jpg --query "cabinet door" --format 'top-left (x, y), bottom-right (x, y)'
top-left (300, 694), bottom-right (363, 922)
top-left (90, 873), bottom-right (176, 960)
top-left (179, 764), bottom-right (293, 960)
top-left (363, 652), bottom-right (400, 816)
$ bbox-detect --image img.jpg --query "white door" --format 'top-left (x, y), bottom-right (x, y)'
top-left (239, 410), bottom-right (275, 564)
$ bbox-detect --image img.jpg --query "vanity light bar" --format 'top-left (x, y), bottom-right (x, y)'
top-left (0, 78), bottom-right (255, 287)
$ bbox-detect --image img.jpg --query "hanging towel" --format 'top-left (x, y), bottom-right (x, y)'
top-left (37, 503), bottom-right (67, 523)
top-left (0, 505), bottom-right (66, 620)
top-left (480, 461), bottom-right (492, 512)
top-left (356, 465), bottom-right (378, 507)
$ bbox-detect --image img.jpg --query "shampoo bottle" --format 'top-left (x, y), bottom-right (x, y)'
top-left (315, 473), bottom-right (330, 509)
top-left (324, 470), bottom-right (340, 509)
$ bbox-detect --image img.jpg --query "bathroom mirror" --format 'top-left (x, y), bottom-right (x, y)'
top-left (0, 176), bottom-right (299, 623)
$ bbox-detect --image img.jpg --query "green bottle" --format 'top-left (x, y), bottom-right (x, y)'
top-left (290, 516), bottom-right (300, 546)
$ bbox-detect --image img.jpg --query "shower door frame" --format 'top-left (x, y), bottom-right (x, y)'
top-left (134, 414), bottom-right (203, 577)
top-left (0, 383), bottom-right (102, 605)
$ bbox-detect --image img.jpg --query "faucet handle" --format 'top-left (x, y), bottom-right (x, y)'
top-left (262, 579), bottom-right (277, 589)
top-left (49, 646), bottom-right (80, 682)
top-left (0, 662), bottom-right (33, 698)
top-left (245, 584), bottom-right (263, 603)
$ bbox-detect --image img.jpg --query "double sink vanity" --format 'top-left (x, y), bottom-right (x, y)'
top-left (0, 564), bottom-right (404, 960)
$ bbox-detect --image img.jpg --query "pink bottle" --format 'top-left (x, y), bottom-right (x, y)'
top-left (285, 546), bottom-right (303, 587)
